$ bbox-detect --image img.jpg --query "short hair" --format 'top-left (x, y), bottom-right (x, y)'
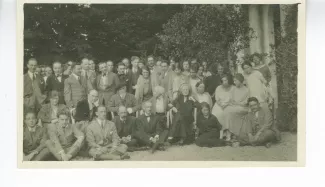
top-left (181, 60), bottom-right (189, 71)
top-left (94, 105), bottom-right (106, 114)
top-left (53, 61), bottom-right (62, 67)
top-left (28, 58), bottom-right (37, 64)
top-left (247, 97), bottom-right (259, 105)
top-left (117, 62), bottom-right (125, 68)
top-left (49, 90), bottom-right (59, 99)
top-left (131, 56), bottom-right (139, 62)
top-left (140, 65), bottom-right (151, 76)
top-left (147, 55), bottom-right (154, 60)
top-left (71, 63), bottom-right (80, 70)
top-left (24, 110), bottom-right (36, 119)
top-left (241, 62), bottom-right (253, 69)
top-left (116, 83), bottom-right (127, 91)
top-left (118, 105), bottom-right (127, 112)
top-left (234, 73), bottom-right (245, 83)
top-left (142, 101), bottom-right (152, 110)
top-left (160, 60), bottom-right (169, 66)
top-left (220, 74), bottom-right (234, 85)
top-left (98, 62), bottom-right (107, 67)
top-left (57, 110), bottom-right (70, 118)
top-left (88, 89), bottom-right (98, 95)
top-left (122, 58), bottom-right (129, 62)
top-left (200, 102), bottom-right (211, 112)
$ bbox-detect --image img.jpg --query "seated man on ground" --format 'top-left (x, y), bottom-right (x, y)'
top-left (113, 105), bottom-right (140, 152)
top-left (86, 106), bottom-right (130, 160)
top-left (107, 83), bottom-right (140, 118)
top-left (134, 101), bottom-right (169, 154)
top-left (46, 110), bottom-right (85, 161)
top-left (23, 111), bottom-right (51, 161)
top-left (237, 97), bottom-right (277, 148)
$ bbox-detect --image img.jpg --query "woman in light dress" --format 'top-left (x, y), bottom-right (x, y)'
top-left (135, 66), bottom-right (154, 104)
top-left (211, 74), bottom-right (234, 140)
top-left (182, 60), bottom-right (191, 77)
top-left (169, 62), bottom-right (189, 101)
top-left (224, 73), bottom-right (249, 140)
top-left (241, 62), bottom-right (269, 111)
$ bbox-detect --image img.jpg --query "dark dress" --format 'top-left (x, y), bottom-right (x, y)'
top-left (204, 74), bottom-right (221, 96)
top-left (169, 95), bottom-right (196, 143)
top-left (195, 114), bottom-right (225, 147)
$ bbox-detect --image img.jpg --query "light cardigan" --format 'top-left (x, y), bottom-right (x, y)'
top-left (135, 75), bottom-right (155, 103)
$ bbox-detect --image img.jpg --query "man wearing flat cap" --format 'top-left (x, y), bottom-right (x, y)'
top-left (107, 83), bottom-right (140, 118)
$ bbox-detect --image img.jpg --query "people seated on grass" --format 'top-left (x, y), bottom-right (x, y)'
top-left (223, 73), bottom-right (249, 141)
top-left (107, 83), bottom-right (140, 118)
top-left (23, 111), bottom-right (51, 161)
top-left (46, 110), bottom-right (85, 161)
top-left (113, 105), bottom-right (139, 152)
top-left (237, 97), bottom-right (277, 148)
top-left (86, 105), bottom-right (130, 160)
top-left (74, 89), bottom-right (99, 133)
top-left (211, 74), bottom-right (235, 141)
top-left (195, 102), bottom-right (226, 148)
top-left (133, 101), bottom-right (169, 154)
top-left (167, 84), bottom-right (197, 145)
top-left (37, 91), bottom-right (68, 127)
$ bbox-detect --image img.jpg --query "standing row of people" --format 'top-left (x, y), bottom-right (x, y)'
top-left (23, 55), bottom-right (280, 161)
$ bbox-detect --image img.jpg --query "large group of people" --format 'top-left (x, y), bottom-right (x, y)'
top-left (23, 54), bottom-right (281, 161)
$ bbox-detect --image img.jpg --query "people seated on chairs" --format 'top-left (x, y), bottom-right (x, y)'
top-left (46, 110), bottom-right (85, 161)
top-left (167, 83), bottom-right (197, 145)
top-left (74, 89), bottom-right (99, 133)
top-left (107, 83), bottom-right (140, 118)
top-left (86, 105), bottom-right (130, 160)
top-left (195, 102), bottom-right (226, 148)
top-left (37, 91), bottom-right (68, 127)
top-left (113, 105), bottom-right (140, 152)
top-left (23, 111), bottom-right (50, 161)
top-left (237, 97), bottom-right (277, 148)
top-left (134, 101), bottom-right (169, 154)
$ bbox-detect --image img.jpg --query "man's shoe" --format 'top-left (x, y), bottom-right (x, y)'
top-left (265, 142), bottom-right (272, 148)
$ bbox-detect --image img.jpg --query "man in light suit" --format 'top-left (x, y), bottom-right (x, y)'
top-left (81, 58), bottom-right (96, 89)
top-left (86, 106), bottom-right (130, 160)
top-left (23, 58), bottom-right (47, 113)
top-left (64, 63), bottom-right (90, 109)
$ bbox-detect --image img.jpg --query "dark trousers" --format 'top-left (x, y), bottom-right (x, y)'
top-left (135, 130), bottom-right (169, 148)
top-left (195, 131), bottom-right (225, 147)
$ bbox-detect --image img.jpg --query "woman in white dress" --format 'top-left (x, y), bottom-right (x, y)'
top-left (194, 81), bottom-right (213, 109)
top-left (211, 74), bottom-right (235, 140)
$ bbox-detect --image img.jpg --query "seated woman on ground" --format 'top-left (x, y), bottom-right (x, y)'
top-left (195, 102), bottom-right (225, 148)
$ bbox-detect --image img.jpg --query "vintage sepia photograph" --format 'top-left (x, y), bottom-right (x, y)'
top-left (18, 0), bottom-right (304, 167)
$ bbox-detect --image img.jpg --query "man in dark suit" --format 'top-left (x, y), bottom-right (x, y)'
top-left (46, 61), bottom-right (68, 104)
top-left (113, 105), bottom-right (140, 151)
top-left (116, 62), bottom-right (130, 90)
top-left (74, 89), bottom-right (99, 133)
top-left (23, 58), bottom-right (46, 113)
top-left (128, 56), bottom-right (140, 94)
top-left (134, 101), bottom-right (169, 153)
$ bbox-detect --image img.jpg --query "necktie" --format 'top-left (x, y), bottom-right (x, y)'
top-left (33, 73), bottom-right (36, 81)
top-left (146, 116), bottom-right (150, 122)
top-left (78, 76), bottom-right (82, 85)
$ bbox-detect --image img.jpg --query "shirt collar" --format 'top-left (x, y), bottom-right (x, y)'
top-left (55, 73), bottom-right (62, 77)
top-left (72, 73), bottom-right (79, 80)
top-left (27, 126), bottom-right (37, 132)
top-left (97, 118), bottom-right (105, 126)
top-left (28, 71), bottom-right (35, 79)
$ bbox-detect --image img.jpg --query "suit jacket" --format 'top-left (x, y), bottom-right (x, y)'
top-left (81, 70), bottom-right (96, 88)
top-left (23, 73), bottom-right (46, 109)
top-left (245, 107), bottom-right (273, 135)
top-left (95, 72), bottom-right (119, 93)
top-left (64, 74), bottom-right (89, 108)
top-left (46, 74), bottom-right (68, 103)
top-left (74, 99), bottom-right (96, 122)
top-left (37, 103), bottom-right (68, 123)
top-left (107, 93), bottom-right (140, 113)
top-left (113, 116), bottom-right (137, 138)
top-left (86, 119), bottom-right (120, 148)
top-left (23, 125), bottom-right (47, 154)
top-left (135, 114), bottom-right (163, 138)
